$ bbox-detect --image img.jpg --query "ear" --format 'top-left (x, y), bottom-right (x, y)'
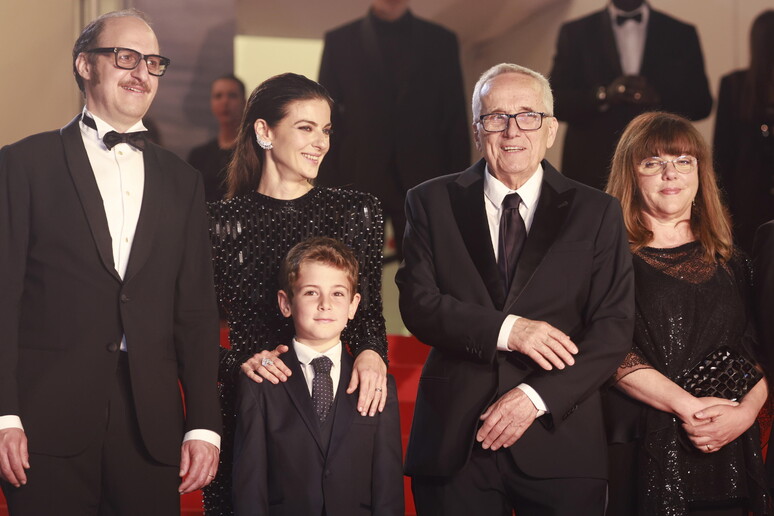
top-left (347, 292), bottom-right (361, 320)
top-left (545, 116), bottom-right (559, 150)
top-left (277, 290), bottom-right (292, 318)
top-left (253, 118), bottom-right (272, 142)
top-left (75, 52), bottom-right (93, 84)
top-left (472, 122), bottom-right (482, 153)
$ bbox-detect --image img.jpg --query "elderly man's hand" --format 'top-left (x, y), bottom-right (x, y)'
top-left (477, 388), bottom-right (537, 450)
top-left (178, 439), bottom-right (219, 494)
top-left (0, 428), bottom-right (29, 487)
top-left (507, 317), bottom-right (578, 370)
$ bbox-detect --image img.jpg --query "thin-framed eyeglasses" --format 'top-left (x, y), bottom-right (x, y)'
top-left (85, 47), bottom-right (171, 77)
top-left (638, 155), bottom-right (698, 175)
top-left (478, 111), bottom-right (551, 132)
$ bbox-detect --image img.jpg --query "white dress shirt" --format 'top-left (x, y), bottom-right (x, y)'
top-left (0, 109), bottom-right (220, 450)
top-left (609, 2), bottom-right (650, 76)
top-left (484, 165), bottom-right (548, 415)
top-left (293, 340), bottom-right (343, 398)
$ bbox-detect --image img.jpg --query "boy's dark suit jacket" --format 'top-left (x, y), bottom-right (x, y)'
top-left (550, 8), bottom-right (712, 189)
top-left (232, 345), bottom-right (404, 516)
top-left (0, 116), bottom-right (221, 466)
top-left (397, 159), bottom-right (634, 481)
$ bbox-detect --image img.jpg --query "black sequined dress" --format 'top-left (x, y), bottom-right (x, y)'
top-left (203, 187), bottom-right (388, 515)
top-left (605, 242), bottom-right (771, 516)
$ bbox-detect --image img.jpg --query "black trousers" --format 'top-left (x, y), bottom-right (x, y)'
top-left (1, 353), bottom-right (180, 516)
top-left (412, 443), bottom-right (607, 516)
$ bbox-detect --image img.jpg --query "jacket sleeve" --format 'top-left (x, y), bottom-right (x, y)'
top-left (371, 376), bottom-right (405, 516)
top-left (232, 374), bottom-right (269, 516)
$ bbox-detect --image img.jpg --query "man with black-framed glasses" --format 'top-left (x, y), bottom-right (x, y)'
top-left (397, 62), bottom-right (634, 515)
top-left (0, 9), bottom-right (220, 516)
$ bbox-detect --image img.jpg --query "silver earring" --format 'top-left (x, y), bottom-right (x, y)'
top-left (256, 135), bottom-right (273, 150)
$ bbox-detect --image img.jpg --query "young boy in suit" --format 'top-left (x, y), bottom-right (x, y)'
top-left (232, 237), bottom-right (404, 516)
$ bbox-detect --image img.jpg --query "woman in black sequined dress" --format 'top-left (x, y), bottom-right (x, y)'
top-left (204, 73), bottom-right (389, 515)
top-left (604, 112), bottom-right (771, 516)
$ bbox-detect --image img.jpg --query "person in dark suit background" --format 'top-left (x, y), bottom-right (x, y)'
top-left (233, 237), bottom-right (403, 516)
top-left (0, 10), bottom-right (220, 515)
top-left (549, 0), bottom-right (712, 190)
top-left (396, 62), bottom-right (634, 516)
top-left (317, 0), bottom-right (470, 260)
top-left (188, 74), bottom-right (247, 202)
top-left (714, 11), bottom-right (774, 254)
top-left (754, 220), bottom-right (774, 490)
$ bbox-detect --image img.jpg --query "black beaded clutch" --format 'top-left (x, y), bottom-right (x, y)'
top-left (676, 346), bottom-right (763, 401)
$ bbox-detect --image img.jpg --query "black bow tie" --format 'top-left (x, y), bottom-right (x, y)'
top-left (81, 114), bottom-right (148, 151)
top-left (616, 12), bottom-right (642, 25)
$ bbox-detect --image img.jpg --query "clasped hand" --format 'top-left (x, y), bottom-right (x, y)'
top-left (507, 317), bottom-right (578, 370)
top-left (678, 396), bottom-right (753, 454)
top-left (477, 388), bottom-right (538, 451)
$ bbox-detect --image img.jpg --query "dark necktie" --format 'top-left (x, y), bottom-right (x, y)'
top-left (81, 114), bottom-right (147, 151)
top-left (498, 193), bottom-right (526, 290)
top-left (616, 12), bottom-right (642, 25)
top-left (311, 356), bottom-right (334, 423)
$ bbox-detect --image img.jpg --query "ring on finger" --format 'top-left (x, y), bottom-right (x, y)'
top-left (706, 444), bottom-right (711, 452)
top-left (375, 387), bottom-right (383, 392)
top-left (261, 357), bottom-right (274, 367)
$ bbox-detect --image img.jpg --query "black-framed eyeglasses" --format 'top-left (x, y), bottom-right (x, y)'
top-left (478, 111), bottom-right (551, 132)
top-left (85, 47), bottom-right (171, 77)
top-left (638, 155), bottom-right (698, 175)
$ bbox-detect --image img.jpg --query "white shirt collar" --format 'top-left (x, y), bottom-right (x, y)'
top-left (293, 339), bottom-right (343, 369)
top-left (80, 107), bottom-right (147, 141)
top-left (483, 162), bottom-right (543, 211)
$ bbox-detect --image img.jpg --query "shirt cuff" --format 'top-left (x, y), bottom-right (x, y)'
top-left (497, 315), bottom-right (521, 351)
top-left (516, 383), bottom-right (548, 417)
top-left (183, 429), bottom-right (221, 450)
top-left (0, 416), bottom-right (24, 431)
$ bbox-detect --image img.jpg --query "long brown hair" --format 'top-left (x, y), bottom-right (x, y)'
top-left (225, 73), bottom-right (334, 198)
top-left (605, 112), bottom-right (733, 262)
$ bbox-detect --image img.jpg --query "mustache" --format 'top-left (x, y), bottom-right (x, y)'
top-left (119, 80), bottom-right (151, 93)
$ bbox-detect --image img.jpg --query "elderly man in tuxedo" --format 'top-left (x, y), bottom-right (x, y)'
top-left (0, 9), bottom-right (220, 516)
top-left (396, 62), bottom-right (634, 516)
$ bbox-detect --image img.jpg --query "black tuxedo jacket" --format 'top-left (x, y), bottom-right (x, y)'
top-left (0, 116), bottom-right (221, 465)
top-left (396, 159), bottom-right (634, 479)
top-left (317, 10), bottom-right (470, 204)
top-left (232, 346), bottom-right (403, 516)
top-left (550, 8), bottom-right (712, 189)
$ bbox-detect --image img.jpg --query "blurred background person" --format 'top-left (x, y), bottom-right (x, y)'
top-left (189, 74), bottom-right (246, 202)
top-left (550, 0), bottom-right (712, 190)
top-left (205, 73), bottom-right (389, 516)
top-left (317, 0), bottom-right (470, 261)
top-left (604, 111), bottom-right (770, 516)
top-left (713, 11), bottom-right (774, 254)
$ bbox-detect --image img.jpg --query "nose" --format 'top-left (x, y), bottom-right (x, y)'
top-left (318, 294), bottom-right (331, 310)
top-left (661, 162), bottom-right (679, 180)
top-left (314, 131), bottom-right (330, 152)
top-left (131, 58), bottom-right (151, 80)
top-left (504, 116), bottom-right (521, 137)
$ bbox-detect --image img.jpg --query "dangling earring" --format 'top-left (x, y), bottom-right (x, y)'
top-left (256, 135), bottom-right (273, 150)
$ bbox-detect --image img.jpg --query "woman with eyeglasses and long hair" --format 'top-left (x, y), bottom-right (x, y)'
top-left (603, 111), bottom-right (771, 516)
top-left (714, 10), bottom-right (774, 254)
top-left (204, 73), bottom-right (389, 515)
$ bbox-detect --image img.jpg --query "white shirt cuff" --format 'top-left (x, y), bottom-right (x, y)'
top-left (183, 429), bottom-right (221, 450)
top-left (516, 383), bottom-right (548, 417)
top-left (0, 416), bottom-right (24, 431)
top-left (497, 315), bottom-right (520, 351)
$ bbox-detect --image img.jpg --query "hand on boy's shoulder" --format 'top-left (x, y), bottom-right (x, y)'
top-left (240, 345), bottom-right (293, 385)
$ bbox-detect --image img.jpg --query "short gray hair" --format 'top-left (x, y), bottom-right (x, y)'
top-left (471, 63), bottom-right (554, 121)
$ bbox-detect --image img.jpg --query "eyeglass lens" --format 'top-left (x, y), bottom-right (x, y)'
top-left (114, 48), bottom-right (168, 76)
top-left (639, 156), bottom-right (696, 174)
top-left (482, 112), bottom-right (543, 131)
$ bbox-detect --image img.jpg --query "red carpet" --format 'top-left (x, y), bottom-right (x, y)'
top-left (0, 334), bottom-right (429, 516)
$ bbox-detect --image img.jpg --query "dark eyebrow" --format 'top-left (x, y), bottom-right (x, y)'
top-left (294, 119), bottom-right (332, 128)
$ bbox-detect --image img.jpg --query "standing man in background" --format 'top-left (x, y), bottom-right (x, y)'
top-left (550, 0), bottom-right (712, 189)
top-left (0, 9), bottom-right (220, 515)
top-left (318, 0), bottom-right (470, 260)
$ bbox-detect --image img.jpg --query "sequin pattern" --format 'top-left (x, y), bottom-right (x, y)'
top-left (203, 187), bottom-right (388, 515)
top-left (613, 242), bottom-right (770, 515)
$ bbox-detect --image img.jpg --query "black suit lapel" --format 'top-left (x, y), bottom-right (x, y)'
top-left (448, 160), bottom-right (505, 308)
top-left (396, 11), bottom-right (420, 105)
top-left (60, 115), bottom-right (121, 283)
top-left (504, 163), bottom-right (575, 311)
top-left (359, 14), bottom-right (388, 92)
top-left (640, 10), bottom-right (664, 77)
top-left (123, 144), bottom-right (162, 283)
top-left (281, 347), bottom-right (327, 456)
top-left (597, 10), bottom-right (623, 78)
top-left (326, 349), bottom-right (356, 461)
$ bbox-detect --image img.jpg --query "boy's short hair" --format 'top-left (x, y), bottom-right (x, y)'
top-left (279, 237), bottom-right (359, 300)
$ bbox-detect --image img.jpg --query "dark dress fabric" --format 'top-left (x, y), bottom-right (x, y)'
top-left (604, 242), bottom-right (770, 516)
top-left (203, 187), bottom-right (388, 515)
top-left (713, 70), bottom-right (774, 254)
top-left (188, 139), bottom-right (232, 202)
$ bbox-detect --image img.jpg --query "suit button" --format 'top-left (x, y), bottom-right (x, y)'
top-left (120, 294), bottom-right (130, 303)
top-left (106, 342), bottom-right (119, 352)
top-left (324, 470), bottom-right (331, 478)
